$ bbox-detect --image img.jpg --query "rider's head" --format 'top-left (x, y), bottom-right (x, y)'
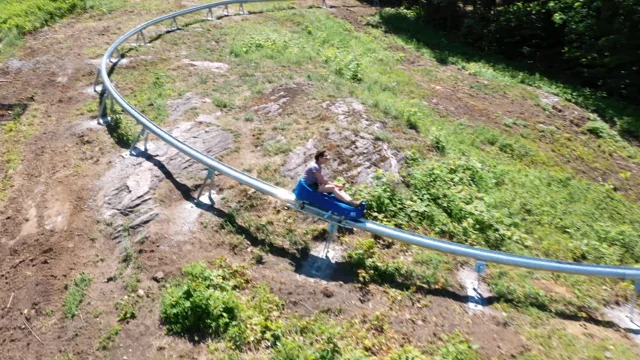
top-left (315, 150), bottom-right (329, 165)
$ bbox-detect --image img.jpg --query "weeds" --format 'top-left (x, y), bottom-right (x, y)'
top-left (97, 325), bottom-right (121, 351)
top-left (62, 272), bottom-right (92, 319)
top-left (115, 296), bottom-right (137, 322)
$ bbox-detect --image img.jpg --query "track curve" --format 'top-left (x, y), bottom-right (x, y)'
top-left (98, 1), bottom-right (640, 282)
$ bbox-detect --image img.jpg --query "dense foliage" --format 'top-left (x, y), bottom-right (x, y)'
top-left (395, 0), bottom-right (640, 105)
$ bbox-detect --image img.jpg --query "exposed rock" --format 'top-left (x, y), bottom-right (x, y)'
top-left (167, 92), bottom-right (206, 121)
top-left (282, 129), bottom-right (403, 185)
top-left (251, 83), bottom-right (309, 116)
top-left (180, 59), bottom-right (229, 73)
top-left (252, 98), bottom-right (289, 116)
top-left (152, 272), bottom-right (165, 282)
top-left (136, 289), bottom-right (145, 298)
top-left (322, 98), bottom-right (381, 131)
top-left (196, 113), bottom-right (221, 124)
top-left (96, 122), bottom-right (232, 249)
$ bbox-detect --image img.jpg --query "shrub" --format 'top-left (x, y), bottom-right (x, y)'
top-left (160, 261), bottom-right (246, 337)
top-left (63, 272), bottom-right (92, 319)
top-left (584, 120), bottom-right (616, 139)
top-left (106, 113), bottom-right (137, 146)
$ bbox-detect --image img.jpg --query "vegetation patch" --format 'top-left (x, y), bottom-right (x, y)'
top-left (162, 260), bottom-right (483, 358)
top-left (62, 272), bottom-right (92, 319)
top-left (0, 0), bottom-right (125, 59)
top-left (97, 325), bottom-right (121, 351)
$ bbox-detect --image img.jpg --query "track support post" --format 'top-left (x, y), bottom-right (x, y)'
top-left (109, 47), bottom-right (121, 64)
top-left (322, 0), bottom-right (328, 9)
top-left (373, 0), bottom-right (380, 8)
top-left (206, 7), bottom-right (215, 21)
top-left (135, 30), bottom-right (147, 46)
top-left (630, 280), bottom-right (640, 322)
top-left (223, 5), bottom-right (230, 16)
top-left (128, 127), bottom-right (148, 155)
top-left (197, 169), bottom-right (216, 201)
top-left (238, 3), bottom-right (247, 15)
top-left (169, 17), bottom-right (179, 31)
top-left (93, 69), bottom-right (103, 94)
top-left (98, 93), bottom-right (112, 125)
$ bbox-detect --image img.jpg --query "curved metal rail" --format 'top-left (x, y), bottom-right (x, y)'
top-left (97, 0), bottom-right (640, 288)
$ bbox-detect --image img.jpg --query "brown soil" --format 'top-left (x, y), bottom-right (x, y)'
top-left (0, 1), bottom-right (638, 359)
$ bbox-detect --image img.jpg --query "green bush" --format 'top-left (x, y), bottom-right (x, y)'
top-left (160, 261), bottom-right (247, 337)
top-left (63, 272), bottom-right (92, 319)
top-left (106, 113), bottom-right (138, 146)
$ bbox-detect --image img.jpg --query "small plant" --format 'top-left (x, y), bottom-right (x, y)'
top-left (584, 120), bottom-right (616, 139)
top-left (252, 251), bottom-right (266, 265)
top-left (373, 130), bottom-right (392, 143)
top-left (435, 331), bottom-right (481, 360)
top-left (124, 274), bottom-right (140, 292)
top-left (63, 273), bottom-right (93, 319)
top-left (53, 354), bottom-right (74, 360)
top-left (214, 97), bottom-right (231, 109)
top-left (92, 308), bottom-right (103, 319)
top-left (387, 346), bottom-right (427, 360)
top-left (244, 112), bottom-right (256, 122)
top-left (97, 325), bottom-right (121, 351)
top-left (115, 297), bottom-right (137, 322)
top-left (44, 308), bottom-right (53, 317)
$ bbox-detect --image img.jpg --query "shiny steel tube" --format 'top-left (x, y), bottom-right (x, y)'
top-left (100, 1), bottom-right (640, 280)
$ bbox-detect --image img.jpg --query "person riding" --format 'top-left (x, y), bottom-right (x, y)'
top-left (302, 150), bottom-right (362, 207)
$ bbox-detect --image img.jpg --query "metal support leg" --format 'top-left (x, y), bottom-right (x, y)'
top-left (197, 169), bottom-right (216, 200)
top-left (128, 128), bottom-right (147, 156)
top-left (373, 0), bottom-right (380, 8)
top-left (143, 132), bottom-right (150, 152)
top-left (206, 7), bottom-right (214, 20)
top-left (169, 17), bottom-right (179, 31)
top-left (93, 69), bottom-right (103, 94)
top-left (629, 280), bottom-right (640, 324)
top-left (223, 5), bottom-right (230, 16)
top-left (135, 31), bottom-right (147, 46)
top-left (237, 3), bottom-right (247, 15)
top-left (98, 93), bottom-right (110, 125)
top-left (109, 47), bottom-right (121, 64)
top-left (322, 0), bottom-right (328, 9)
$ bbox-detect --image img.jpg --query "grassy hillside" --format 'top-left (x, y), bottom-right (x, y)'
top-left (0, 0), bottom-right (124, 59)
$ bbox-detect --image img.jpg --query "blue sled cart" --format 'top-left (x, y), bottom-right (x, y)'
top-left (293, 179), bottom-right (366, 221)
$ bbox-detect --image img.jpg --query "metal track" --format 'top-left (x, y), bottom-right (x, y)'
top-left (98, 0), bottom-right (640, 291)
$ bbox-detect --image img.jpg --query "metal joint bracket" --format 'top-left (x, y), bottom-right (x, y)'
top-left (197, 169), bottom-right (216, 201)
top-left (475, 260), bottom-right (487, 275)
top-left (135, 31), bottom-right (147, 46)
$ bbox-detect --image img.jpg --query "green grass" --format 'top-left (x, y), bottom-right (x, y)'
top-left (62, 272), bottom-right (92, 319)
top-left (0, 0), bottom-right (125, 60)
